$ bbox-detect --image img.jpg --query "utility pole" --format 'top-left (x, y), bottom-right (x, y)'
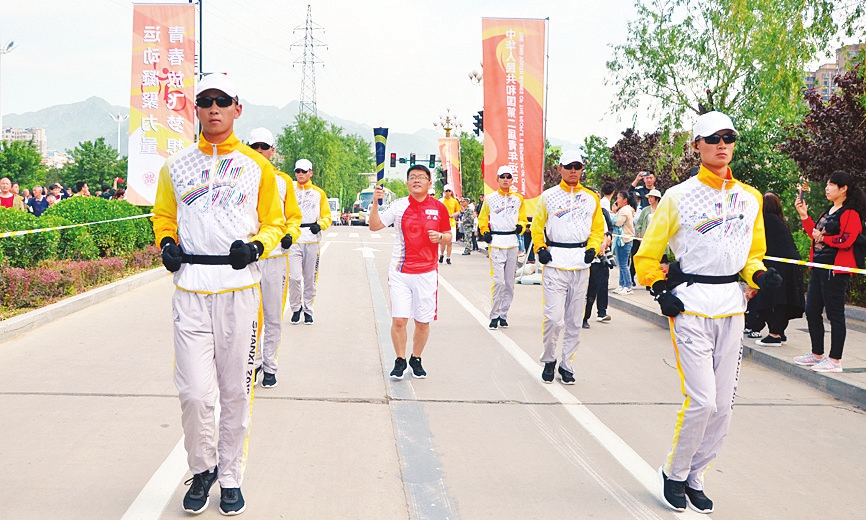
top-left (291, 5), bottom-right (326, 117)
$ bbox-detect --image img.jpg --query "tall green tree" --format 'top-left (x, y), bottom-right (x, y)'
top-left (458, 132), bottom-right (483, 201)
top-left (606, 0), bottom-right (859, 129)
top-left (580, 135), bottom-right (619, 189)
top-left (61, 138), bottom-right (126, 190)
top-left (276, 114), bottom-right (372, 209)
top-left (0, 140), bottom-right (48, 188)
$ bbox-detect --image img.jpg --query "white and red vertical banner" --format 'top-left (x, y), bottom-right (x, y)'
top-left (481, 18), bottom-right (546, 217)
top-left (127, 3), bottom-right (196, 206)
top-left (437, 137), bottom-right (462, 199)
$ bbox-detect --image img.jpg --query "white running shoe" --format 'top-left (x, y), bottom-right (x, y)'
top-left (811, 357), bottom-right (842, 373)
top-left (793, 353), bottom-right (822, 366)
top-left (621, 287), bottom-right (634, 295)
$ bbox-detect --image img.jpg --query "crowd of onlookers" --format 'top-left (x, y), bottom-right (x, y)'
top-left (0, 177), bottom-right (125, 217)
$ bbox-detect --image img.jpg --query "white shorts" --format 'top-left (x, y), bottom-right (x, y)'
top-left (389, 270), bottom-right (438, 322)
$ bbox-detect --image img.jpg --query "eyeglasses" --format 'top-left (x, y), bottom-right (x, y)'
top-left (699, 133), bottom-right (736, 145)
top-left (498, 174), bottom-right (513, 179)
top-left (562, 162), bottom-right (584, 170)
top-left (295, 169), bottom-right (309, 174)
top-left (407, 175), bottom-right (429, 181)
top-left (195, 96), bottom-right (236, 108)
top-left (250, 143), bottom-right (272, 150)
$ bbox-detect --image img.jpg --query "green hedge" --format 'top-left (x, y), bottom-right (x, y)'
top-left (0, 197), bottom-right (153, 268)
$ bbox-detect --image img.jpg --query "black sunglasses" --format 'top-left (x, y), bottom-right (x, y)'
top-left (562, 162), bottom-right (584, 170)
top-left (699, 133), bottom-right (736, 145)
top-left (498, 174), bottom-right (513, 179)
top-left (195, 96), bottom-right (236, 108)
top-left (250, 143), bottom-right (272, 150)
top-left (295, 169), bottom-right (309, 174)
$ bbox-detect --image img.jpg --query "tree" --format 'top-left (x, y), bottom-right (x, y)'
top-left (607, 129), bottom-right (699, 191)
top-left (458, 132), bottom-right (483, 201)
top-left (543, 142), bottom-right (561, 190)
top-left (580, 135), bottom-right (619, 189)
top-left (276, 114), bottom-right (373, 209)
top-left (61, 138), bottom-right (126, 190)
top-left (606, 0), bottom-right (859, 130)
top-left (0, 140), bottom-right (48, 189)
top-left (382, 178), bottom-right (408, 199)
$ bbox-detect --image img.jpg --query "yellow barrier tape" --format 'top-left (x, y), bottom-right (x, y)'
top-left (0, 213), bottom-right (154, 239)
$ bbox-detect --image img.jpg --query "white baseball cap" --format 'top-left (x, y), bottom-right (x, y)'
top-left (248, 128), bottom-right (274, 147)
top-left (559, 150), bottom-right (583, 166)
top-left (647, 189), bottom-right (662, 198)
top-left (428, 187), bottom-right (435, 195)
top-left (443, 184), bottom-right (454, 192)
top-left (496, 165), bottom-right (514, 177)
top-left (693, 111), bottom-right (738, 140)
top-left (195, 73), bottom-right (238, 99)
top-left (294, 159), bottom-right (313, 171)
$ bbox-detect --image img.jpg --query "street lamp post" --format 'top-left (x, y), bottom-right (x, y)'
top-left (433, 107), bottom-right (461, 138)
top-left (108, 113), bottom-right (129, 157)
top-left (0, 41), bottom-right (17, 142)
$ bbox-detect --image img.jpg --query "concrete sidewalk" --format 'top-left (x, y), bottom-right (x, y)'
top-left (606, 280), bottom-right (866, 410)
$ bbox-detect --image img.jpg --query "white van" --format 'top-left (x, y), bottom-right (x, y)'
top-left (328, 197), bottom-right (342, 225)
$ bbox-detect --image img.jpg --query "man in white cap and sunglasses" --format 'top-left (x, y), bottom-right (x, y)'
top-left (438, 183), bottom-right (462, 264)
top-left (478, 165), bottom-right (528, 329)
top-left (152, 73), bottom-right (286, 515)
top-left (635, 111), bottom-right (780, 514)
top-left (247, 128), bottom-right (302, 389)
top-left (288, 157), bottom-right (332, 324)
top-left (531, 151), bottom-right (605, 385)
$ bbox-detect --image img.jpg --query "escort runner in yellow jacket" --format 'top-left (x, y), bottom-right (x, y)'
top-left (289, 165), bottom-right (332, 322)
top-left (478, 168), bottom-right (529, 326)
top-left (531, 173), bottom-right (605, 382)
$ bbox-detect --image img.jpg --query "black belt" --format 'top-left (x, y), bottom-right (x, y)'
top-left (666, 262), bottom-right (739, 291)
top-left (547, 240), bottom-right (588, 249)
top-left (491, 229), bottom-right (519, 235)
top-left (300, 223), bottom-right (316, 228)
top-left (181, 253), bottom-right (233, 265)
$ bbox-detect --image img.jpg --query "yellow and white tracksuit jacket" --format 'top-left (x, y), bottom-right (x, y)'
top-left (294, 181), bottom-right (332, 244)
top-left (261, 169), bottom-right (302, 259)
top-left (634, 165), bottom-right (767, 490)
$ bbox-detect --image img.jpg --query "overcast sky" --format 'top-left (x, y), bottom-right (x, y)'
top-left (0, 0), bottom-right (856, 148)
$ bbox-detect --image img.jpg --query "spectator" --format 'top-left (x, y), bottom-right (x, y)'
top-left (630, 170), bottom-right (660, 210)
top-left (793, 170), bottom-right (866, 372)
top-left (21, 188), bottom-right (31, 206)
top-left (612, 190), bottom-right (636, 294)
top-left (111, 189), bottom-right (126, 200)
top-left (27, 185), bottom-right (50, 216)
top-left (0, 177), bottom-right (26, 211)
top-left (100, 185), bottom-right (114, 199)
top-left (73, 182), bottom-right (90, 197)
top-left (584, 189), bottom-right (615, 328)
top-left (749, 192), bottom-right (805, 346)
top-left (600, 183), bottom-right (615, 212)
top-left (46, 194), bottom-right (57, 207)
top-left (49, 184), bottom-right (66, 201)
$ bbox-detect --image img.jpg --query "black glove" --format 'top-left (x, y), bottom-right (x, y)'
top-left (651, 280), bottom-right (685, 317)
top-left (584, 248), bottom-right (597, 264)
top-left (281, 234), bottom-right (293, 249)
top-left (537, 247), bottom-right (552, 264)
top-left (753, 268), bottom-right (782, 290)
top-left (309, 222), bottom-right (321, 234)
top-left (228, 240), bottom-right (264, 270)
top-left (160, 236), bottom-right (182, 273)
top-left (515, 224), bottom-right (523, 235)
top-left (482, 231), bottom-right (492, 243)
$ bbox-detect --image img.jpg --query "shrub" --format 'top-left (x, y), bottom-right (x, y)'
top-left (0, 208), bottom-right (61, 267)
top-left (43, 197), bottom-right (154, 257)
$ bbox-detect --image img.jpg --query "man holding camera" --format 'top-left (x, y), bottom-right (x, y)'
top-left (530, 151), bottom-right (605, 384)
top-left (631, 170), bottom-right (659, 210)
top-left (478, 165), bottom-right (528, 329)
top-left (634, 111), bottom-right (778, 514)
top-left (152, 73), bottom-right (285, 515)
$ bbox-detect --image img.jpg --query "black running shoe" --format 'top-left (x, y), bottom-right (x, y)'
top-left (446, 258), bottom-right (451, 265)
top-left (408, 355), bottom-right (427, 378)
top-left (558, 365), bottom-right (575, 385)
top-left (303, 313), bottom-right (314, 325)
top-left (219, 487), bottom-right (246, 516)
top-left (658, 467), bottom-right (687, 512)
top-left (582, 320), bottom-right (590, 329)
top-left (182, 467), bottom-right (218, 514)
top-left (541, 361), bottom-right (556, 383)
top-left (498, 318), bottom-right (509, 328)
top-left (489, 318), bottom-right (499, 329)
top-left (390, 357), bottom-right (407, 379)
top-left (262, 372), bottom-right (277, 388)
top-left (290, 310), bottom-right (301, 324)
top-left (685, 483), bottom-right (714, 514)
top-left (253, 366), bottom-right (261, 386)
top-left (439, 255), bottom-right (444, 264)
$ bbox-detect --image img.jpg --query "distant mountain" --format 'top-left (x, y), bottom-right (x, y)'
top-left (4, 97), bottom-right (579, 157)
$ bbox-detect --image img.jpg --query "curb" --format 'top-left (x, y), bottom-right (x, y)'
top-left (0, 268), bottom-right (169, 343)
top-left (610, 293), bottom-right (866, 410)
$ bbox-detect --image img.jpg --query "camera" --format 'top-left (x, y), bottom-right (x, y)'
top-left (600, 251), bottom-right (617, 269)
top-left (641, 171), bottom-right (650, 177)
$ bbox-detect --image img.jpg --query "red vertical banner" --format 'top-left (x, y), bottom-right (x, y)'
top-left (127, 3), bottom-right (196, 206)
top-left (437, 137), bottom-right (462, 199)
top-left (482, 18), bottom-right (546, 217)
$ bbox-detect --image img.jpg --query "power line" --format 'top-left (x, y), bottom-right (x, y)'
top-left (291, 5), bottom-right (326, 117)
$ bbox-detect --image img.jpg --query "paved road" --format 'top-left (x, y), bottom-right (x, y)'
top-left (1, 225), bottom-right (864, 519)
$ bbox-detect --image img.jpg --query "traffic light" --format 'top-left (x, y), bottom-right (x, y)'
top-left (409, 153), bottom-right (416, 166)
top-left (439, 170), bottom-right (448, 186)
top-left (473, 110), bottom-right (484, 136)
top-left (428, 154), bottom-right (436, 168)
top-left (390, 152), bottom-right (396, 167)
